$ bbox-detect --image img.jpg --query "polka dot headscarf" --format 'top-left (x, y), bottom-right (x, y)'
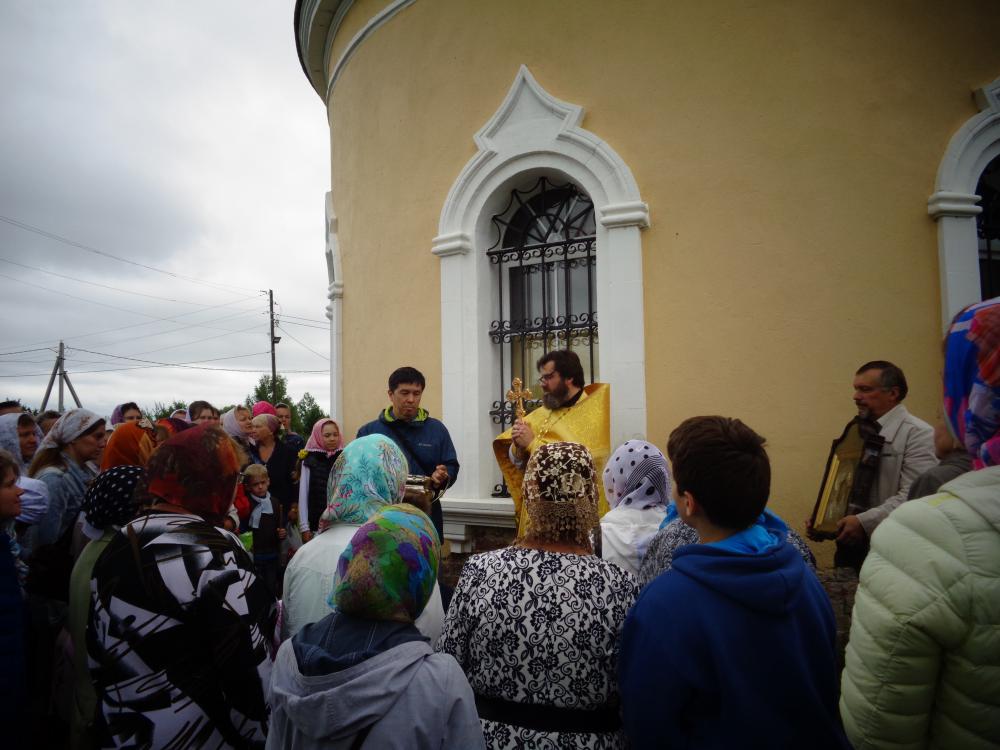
top-left (81, 464), bottom-right (146, 530)
top-left (602, 440), bottom-right (672, 511)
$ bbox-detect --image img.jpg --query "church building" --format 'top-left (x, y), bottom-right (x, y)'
top-left (294, 0), bottom-right (1000, 560)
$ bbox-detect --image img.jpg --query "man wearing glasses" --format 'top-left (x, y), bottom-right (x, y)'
top-left (830, 360), bottom-right (936, 570)
top-left (493, 350), bottom-right (610, 535)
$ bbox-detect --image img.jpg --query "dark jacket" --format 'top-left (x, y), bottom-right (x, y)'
top-left (303, 450), bottom-right (340, 532)
top-left (251, 440), bottom-right (297, 515)
top-left (619, 534), bottom-right (850, 750)
top-left (0, 533), bottom-right (26, 749)
top-left (356, 408), bottom-right (459, 486)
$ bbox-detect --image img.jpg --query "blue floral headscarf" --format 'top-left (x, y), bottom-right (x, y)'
top-left (317, 434), bottom-right (407, 531)
top-left (944, 296), bottom-right (1000, 468)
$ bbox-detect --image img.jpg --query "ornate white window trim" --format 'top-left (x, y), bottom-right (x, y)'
top-left (325, 191), bottom-right (344, 427)
top-left (928, 74), bottom-right (1000, 328)
top-left (432, 65), bottom-right (650, 532)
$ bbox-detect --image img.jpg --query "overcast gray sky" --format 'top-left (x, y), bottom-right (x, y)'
top-left (0, 2), bottom-right (331, 418)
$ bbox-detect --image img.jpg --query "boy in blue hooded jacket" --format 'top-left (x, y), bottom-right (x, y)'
top-left (619, 416), bottom-right (850, 750)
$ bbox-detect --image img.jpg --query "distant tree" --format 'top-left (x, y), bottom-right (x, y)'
top-left (296, 392), bottom-right (326, 435)
top-left (245, 375), bottom-right (291, 410)
top-left (149, 400), bottom-right (188, 420)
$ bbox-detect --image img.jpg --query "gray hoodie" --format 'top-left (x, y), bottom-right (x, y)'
top-left (267, 628), bottom-right (484, 749)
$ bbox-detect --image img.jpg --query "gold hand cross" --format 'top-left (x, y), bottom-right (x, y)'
top-left (505, 377), bottom-right (532, 420)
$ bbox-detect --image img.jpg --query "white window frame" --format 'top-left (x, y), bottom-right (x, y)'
top-left (431, 66), bottom-right (649, 538)
top-left (928, 74), bottom-right (1000, 329)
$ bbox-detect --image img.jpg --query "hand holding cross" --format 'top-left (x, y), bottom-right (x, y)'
top-left (506, 377), bottom-right (532, 420)
top-left (507, 378), bottom-right (534, 453)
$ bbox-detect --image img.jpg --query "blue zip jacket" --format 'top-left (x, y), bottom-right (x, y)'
top-left (619, 529), bottom-right (850, 750)
top-left (356, 408), bottom-right (459, 487)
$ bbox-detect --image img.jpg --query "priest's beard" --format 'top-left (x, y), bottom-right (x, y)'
top-left (542, 381), bottom-right (569, 410)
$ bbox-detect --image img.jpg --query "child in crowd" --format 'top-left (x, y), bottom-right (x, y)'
top-left (295, 418), bottom-right (344, 540)
top-left (242, 464), bottom-right (285, 595)
top-left (619, 416), bottom-right (850, 749)
top-left (281, 503), bottom-right (303, 568)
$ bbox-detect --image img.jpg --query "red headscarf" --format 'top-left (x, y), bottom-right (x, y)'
top-left (101, 422), bottom-right (155, 471)
top-left (146, 425), bottom-right (241, 521)
top-left (252, 401), bottom-right (277, 417)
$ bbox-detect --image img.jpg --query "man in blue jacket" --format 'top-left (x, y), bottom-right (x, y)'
top-left (619, 416), bottom-right (850, 750)
top-left (357, 366), bottom-right (459, 541)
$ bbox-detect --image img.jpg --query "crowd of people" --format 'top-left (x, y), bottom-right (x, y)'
top-left (0, 296), bottom-right (997, 749)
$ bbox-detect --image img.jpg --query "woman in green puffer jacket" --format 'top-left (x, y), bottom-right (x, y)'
top-left (840, 297), bottom-right (1000, 749)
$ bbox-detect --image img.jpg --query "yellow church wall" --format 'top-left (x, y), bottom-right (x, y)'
top-left (319, 0), bottom-right (1000, 560)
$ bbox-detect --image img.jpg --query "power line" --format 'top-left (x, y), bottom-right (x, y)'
top-left (276, 322), bottom-right (329, 361)
top-left (0, 213), bottom-right (261, 294)
top-left (0, 364), bottom-right (329, 378)
top-left (0, 293), bottom-right (264, 354)
top-left (0, 347), bottom-right (57, 357)
top-left (278, 319), bottom-right (328, 331)
top-left (0, 256), bottom-right (220, 306)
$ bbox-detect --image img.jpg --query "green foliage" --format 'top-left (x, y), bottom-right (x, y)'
top-left (246, 374), bottom-right (291, 409)
top-left (296, 392), bottom-right (326, 435)
top-left (243, 375), bottom-right (326, 435)
top-left (149, 400), bottom-right (188, 420)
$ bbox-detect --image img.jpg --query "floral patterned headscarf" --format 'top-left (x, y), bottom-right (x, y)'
top-left (317, 434), bottom-right (407, 532)
top-left (146, 425), bottom-right (241, 521)
top-left (603, 440), bottom-right (672, 511)
top-left (330, 504), bottom-right (439, 623)
top-left (521, 441), bottom-right (600, 549)
top-left (944, 297), bottom-right (1000, 468)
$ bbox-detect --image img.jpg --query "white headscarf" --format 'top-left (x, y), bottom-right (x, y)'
top-left (38, 408), bottom-right (105, 451)
top-left (602, 440), bottom-right (672, 511)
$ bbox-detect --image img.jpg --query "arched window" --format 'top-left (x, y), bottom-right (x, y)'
top-left (486, 177), bottom-right (598, 495)
top-left (977, 155), bottom-right (1000, 298)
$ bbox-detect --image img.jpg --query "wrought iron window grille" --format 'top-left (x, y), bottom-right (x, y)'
top-left (486, 177), bottom-right (599, 496)
top-left (977, 156), bottom-right (1000, 300)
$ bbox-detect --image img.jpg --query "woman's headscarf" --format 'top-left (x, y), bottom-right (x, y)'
top-left (110, 404), bottom-right (125, 426)
top-left (317, 434), bottom-right (407, 532)
top-left (0, 413), bottom-right (42, 469)
top-left (100, 421), bottom-right (155, 471)
top-left (146, 425), bottom-right (241, 521)
top-left (155, 417), bottom-right (194, 443)
top-left (603, 440), bottom-right (672, 511)
top-left (944, 297), bottom-right (1000, 468)
top-left (220, 407), bottom-right (249, 441)
top-left (330, 504), bottom-right (439, 623)
top-left (252, 401), bottom-right (277, 417)
top-left (38, 408), bottom-right (104, 450)
top-left (521, 441), bottom-right (600, 548)
top-left (81, 465), bottom-right (145, 536)
top-left (251, 414), bottom-right (280, 436)
top-left (304, 418), bottom-right (344, 457)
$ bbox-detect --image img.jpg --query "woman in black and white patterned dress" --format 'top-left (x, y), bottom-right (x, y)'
top-left (438, 442), bottom-right (638, 749)
top-left (88, 426), bottom-right (277, 749)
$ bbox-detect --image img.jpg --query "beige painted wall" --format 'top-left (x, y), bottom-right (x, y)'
top-left (320, 0), bottom-right (1000, 561)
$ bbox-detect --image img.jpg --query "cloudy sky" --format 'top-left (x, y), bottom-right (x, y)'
top-left (0, 2), bottom-right (331, 418)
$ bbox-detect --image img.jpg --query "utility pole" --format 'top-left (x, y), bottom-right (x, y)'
top-left (40, 341), bottom-right (82, 411)
top-left (269, 289), bottom-right (280, 402)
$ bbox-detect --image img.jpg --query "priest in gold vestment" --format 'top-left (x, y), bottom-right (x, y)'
top-left (493, 350), bottom-right (611, 534)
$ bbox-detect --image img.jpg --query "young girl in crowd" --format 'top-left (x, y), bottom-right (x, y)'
top-left (296, 418), bottom-right (344, 539)
top-left (242, 464), bottom-right (285, 595)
